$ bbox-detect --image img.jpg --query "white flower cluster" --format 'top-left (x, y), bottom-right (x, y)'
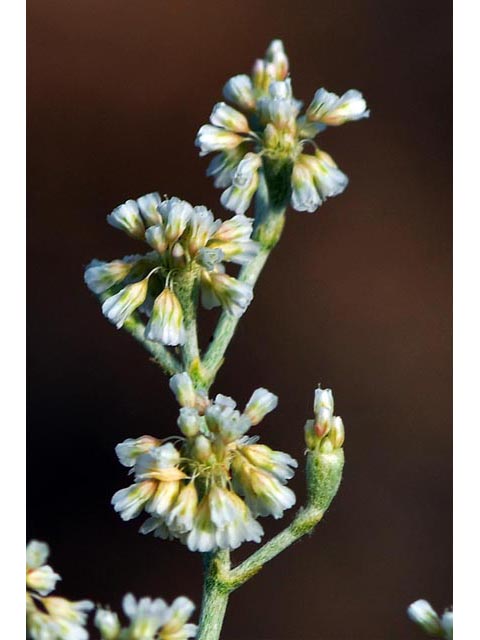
top-left (304, 385), bottom-right (345, 452)
top-left (407, 600), bottom-right (453, 640)
top-left (112, 373), bottom-right (297, 552)
top-left (95, 593), bottom-right (197, 640)
top-left (26, 540), bottom-right (93, 640)
top-left (84, 195), bottom-right (259, 345)
top-left (196, 39), bottom-right (369, 213)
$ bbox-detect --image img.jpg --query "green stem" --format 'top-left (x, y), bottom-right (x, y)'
top-left (175, 268), bottom-right (201, 375)
top-left (202, 247), bottom-right (270, 384)
top-left (196, 551), bottom-right (231, 640)
top-left (227, 449), bottom-right (344, 589)
top-left (122, 315), bottom-right (181, 375)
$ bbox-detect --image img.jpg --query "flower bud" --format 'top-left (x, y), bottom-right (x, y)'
top-left (244, 388), bottom-right (278, 425)
top-left (223, 74), bottom-right (256, 111)
top-left (177, 407), bottom-right (201, 437)
top-left (145, 288), bottom-right (186, 346)
top-left (266, 39), bottom-right (289, 80)
top-left (95, 609), bottom-right (121, 640)
top-left (107, 200), bottom-right (145, 240)
top-left (169, 372), bottom-right (196, 408)
top-left (210, 102), bottom-right (251, 133)
top-left (220, 153), bottom-right (261, 215)
top-left (329, 416), bottom-right (345, 449)
top-left (191, 435), bottom-right (213, 463)
top-left (304, 419), bottom-right (317, 450)
top-left (407, 600), bottom-right (443, 636)
top-left (101, 278), bottom-right (149, 329)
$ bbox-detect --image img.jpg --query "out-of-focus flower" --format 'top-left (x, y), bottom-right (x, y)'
top-left (85, 196), bottom-right (259, 344)
top-left (196, 39), bottom-right (369, 215)
top-left (26, 541), bottom-right (93, 640)
top-left (113, 374), bottom-right (297, 552)
top-left (407, 600), bottom-right (453, 639)
top-left (94, 594), bottom-right (197, 640)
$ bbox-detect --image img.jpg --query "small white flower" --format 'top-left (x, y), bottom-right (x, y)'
top-left (158, 198), bottom-right (193, 244)
top-left (102, 278), bottom-right (149, 329)
top-left (265, 39), bottom-right (289, 80)
top-left (187, 206), bottom-right (220, 254)
top-left (145, 224), bottom-right (168, 254)
top-left (206, 149), bottom-right (245, 188)
top-left (137, 192), bottom-right (162, 227)
top-left (201, 271), bottom-right (253, 317)
top-left (210, 102), bottom-right (251, 133)
top-left (314, 386), bottom-right (334, 414)
top-left (146, 479), bottom-right (182, 518)
top-left (303, 151), bottom-right (349, 200)
top-left (220, 152), bottom-right (261, 215)
top-left (42, 597), bottom-right (94, 637)
top-left (185, 496), bottom-right (217, 552)
top-left (223, 74), bottom-right (256, 111)
top-left (165, 482), bottom-right (199, 534)
top-left (244, 388), bottom-right (278, 425)
top-left (26, 540), bottom-right (50, 570)
top-left (115, 435), bottom-right (161, 468)
top-left (84, 259), bottom-right (134, 295)
top-left (407, 600), bottom-right (443, 636)
top-left (123, 594), bottom-right (169, 640)
top-left (240, 444), bottom-right (298, 483)
top-left (441, 611), bottom-right (453, 640)
top-left (139, 517), bottom-right (175, 540)
top-left (134, 444), bottom-right (184, 482)
top-left (161, 596), bottom-right (197, 640)
top-left (291, 163), bottom-right (322, 213)
top-left (232, 458), bottom-right (296, 519)
top-left (27, 565), bottom-right (61, 597)
top-left (195, 124), bottom-right (246, 156)
top-left (307, 88), bottom-right (369, 126)
top-left (169, 372), bottom-right (196, 408)
top-left (94, 608), bottom-right (121, 640)
top-left (107, 200), bottom-right (146, 240)
top-left (177, 407), bottom-right (201, 438)
top-left (145, 288), bottom-right (186, 346)
top-left (111, 480), bottom-right (157, 521)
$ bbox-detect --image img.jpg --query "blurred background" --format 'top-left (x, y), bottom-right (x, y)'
top-left (27, 1), bottom-right (452, 638)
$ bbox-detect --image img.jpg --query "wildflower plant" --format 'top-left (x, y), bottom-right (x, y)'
top-left (29, 40), bottom-right (372, 640)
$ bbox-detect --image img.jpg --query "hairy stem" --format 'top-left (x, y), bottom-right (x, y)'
top-left (228, 449), bottom-right (344, 589)
top-left (175, 267), bottom-right (201, 376)
top-left (196, 551), bottom-right (231, 640)
top-left (122, 315), bottom-right (181, 375)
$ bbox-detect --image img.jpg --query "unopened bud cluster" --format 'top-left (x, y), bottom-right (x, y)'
top-left (95, 593), bottom-right (197, 640)
top-left (196, 39), bottom-right (369, 214)
top-left (112, 373), bottom-right (297, 552)
top-left (407, 600), bottom-right (453, 639)
top-left (84, 195), bottom-right (259, 345)
top-left (26, 540), bottom-right (93, 640)
top-left (304, 385), bottom-right (345, 452)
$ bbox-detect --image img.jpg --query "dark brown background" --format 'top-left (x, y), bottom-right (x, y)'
top-left (27, 1), bottom-right (452, 638)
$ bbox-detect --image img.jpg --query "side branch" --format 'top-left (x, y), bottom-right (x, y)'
top-left (123, 315), bottom-right (182, 375)
top-left (225, 449), bottom-right (345, 590)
